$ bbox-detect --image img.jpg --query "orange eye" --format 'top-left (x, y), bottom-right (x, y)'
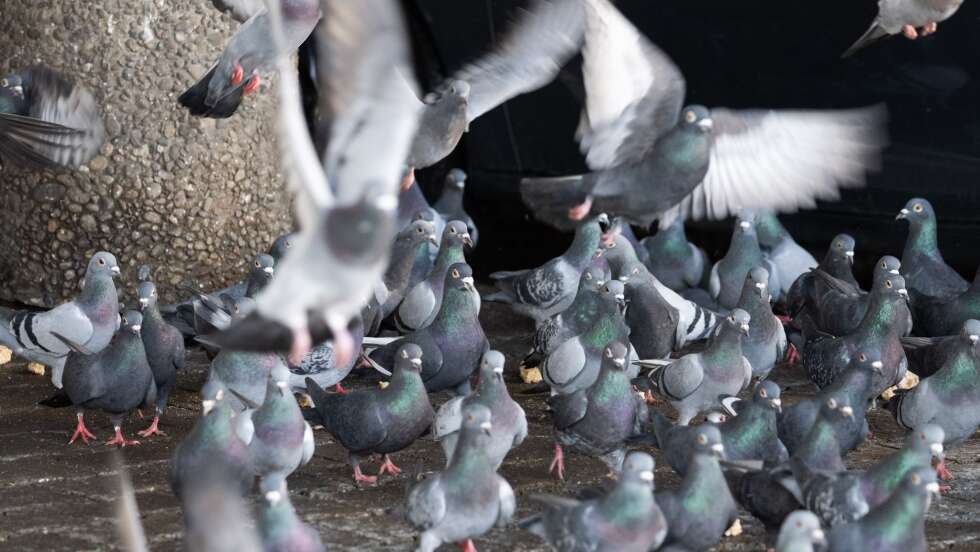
top-left (685, 111), bottom-right (696, 123)
top-left (697, 434), bottom-right (707, 444)
top-left (859, 353), bottom-right (867, 362)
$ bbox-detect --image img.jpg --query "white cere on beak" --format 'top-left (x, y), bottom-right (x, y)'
top-left (480, 421), bottom-right (493, 431)
top-left (711, 443), bottom-right (725, 453)
top-left (771, 398), bottom-right (781, 408)
top-left (698, 118), bottom-right (713, 130)
top-left (841, 406), bottom-right (854, 417)
top-left (871, 360), bottom-right (883, 369)
top-left (376, 194), bottom-right (398, 211)
top-left (739, 221), bottom-right (751, 229)
top-left (493, 365), bottom-right (504, 374)
top-left (900, 208), bottom-right (910, 216)
top-left (410, 357), bottom-right (422, 367)
top-left (131, 324), bottom-right (142, 333)
top-left (889, 269), bottom-right (900, 275)
top-left (926, 482), bottom-right (940, 494)
top-left (138, 297), bottom-right (149, 306)
top-left (970, 335), bottom-right (979, 344)
top-left (613, 357), bottom-right (625, 367)
top-left (111, 266), bottom-right (121, 275)
top-left (740, 323), bottom-right (750, 333)
top-left (898, 288), bottom-right (909, 297)
top-left (845, 251), bottom-right (855, 258)
top-left (812, 528), bottom-right (825, 542)
top-left (930, 443), bottom-right (944, 456)
top-left (615, 294), bottom-right (625, 301)
top-left (263, 267), bottom-right (274, 275)
top-left (639, 470), bottom-right (654, 481)
top-left (265, 490), bottom-right (282, 504)
top-left (462, 276), bottom-right (475, 286)
top-left (202, 400), bottom-right (215, 415)
top-left (276, 381), bottom-right (287, 390)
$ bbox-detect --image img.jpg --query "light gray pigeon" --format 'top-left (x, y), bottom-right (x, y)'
top-left (486, 218), bottom-right (605, 323)
top-left (710, 214), bottom-right (778, 311)
top-left (843, 0), bottom-right (965, 57)
top-left (519, 451), bottom-right (668, 552)
top-left (395, 220), bottom-right (472, 333)
top-left (136, 278), bottom-right (186, 437)
top-left (433, 350), bottom-right (527, 469)
top-left (640, 218), bottom-right (710, 292)
top-left (433, 169), bottom-right (479, 247)
top-left (643, 309), bottom-right (753, 424)
top-left (735, 266), bottom-right (787, 379)
top-left (406, 403), bottom-right (515, 552)
top-left (0, 251), bottom-right (120, 388)
top-left (520, 0), bottom-right (885, 230)
top-left (202, 349), bottom-right (290, 412)
top-left (257, 482), bottom-right (324, 552)
top-left (753, 210), bottom-right (818, 306)
top-left (775, 511), bottom-right (826, 552)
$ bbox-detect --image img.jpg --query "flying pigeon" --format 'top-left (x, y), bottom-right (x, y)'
top-left (286, 315), bottom-right (364, 395)
top-left (842, 0), bottom-right (966, 57)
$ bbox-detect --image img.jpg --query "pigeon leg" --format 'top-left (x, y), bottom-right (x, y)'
top-left (68, 412), bottom-right (97, 445)
top-left (548, 443), bottom-right (565, 480)
top-left (775, 314), bottom-right (792, 324)
top-left (243, 75), bottom-right (261, 95)
top-left (352, 458), bottom-right (378, 484)
top-left (567, 196), bottom-right (593, 221)
top-left (921, 22), bottom-right (938, 36)
top-left (784, 343), bottom-right (800, 365)
top-left (400, 167), bottom-right (415, 192)
top-left (934, 457), bottom-right (954, 481)
top-left (457, 540), bottom-right (478, 552)
top-left (104, 425), bottom-right (140, 447)
top-left (330, 325), bottom-right (355, 371)
top-left (288, 327), bottom-right (313, 366)
top-left (230, 62), bottom-right (244, 86)
top-left (377, 454), bottom-right (403, 477)
top-left (334, 383), bottom-right (349, 395)
top-left (903, 25), bottom-right (919, 39)
top-left (137, 416), bottom-right (166, 438)
top-left (355, 353), bottom-right (372, 369)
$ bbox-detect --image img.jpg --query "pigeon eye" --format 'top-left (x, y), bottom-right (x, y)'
top-left (0, 79), bottom-right (6, 87)
top-left (827, 398), bottom-right (838, 409)
top-left (728, 315), bottom-right (735, 322)
top-left (885, 280), bottom-right (893, 288)
top-left (685, 111), bottom-right (696, 123)
top-left (913, 204), bottom-right (923, 213)
top-left (450, 227), bottom-right (458, 234)
top-left (859, 353), bottom-right (867, 362)
top-left (97, 258), bottom-right (106, 266)
top-left (911, 473), bottom-right (921, 484)
top-left (400, 349), bottom-right (408, 358)
top-left (152, 290), bottom-right (157, 297)
top-left (254, 261), bottom-right (261, 268)
top-left (697, 434), bottom-right (707, 445)
top-left (585, 273), bottom-right (592, 280)
top-left (452, 269), bottom-right (460, 278)
top-left (284, 241), bottom-right (291, 248)
top-left (416, 227), bottom-right (423, 234)
top-left (759, 388), bottom-right (767, 398)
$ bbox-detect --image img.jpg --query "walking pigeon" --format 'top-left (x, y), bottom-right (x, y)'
top-left (135, 279), bottom-right (186, 437)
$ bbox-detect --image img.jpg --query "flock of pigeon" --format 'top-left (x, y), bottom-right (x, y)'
top-left (0, 0), bottom-right (974, 551)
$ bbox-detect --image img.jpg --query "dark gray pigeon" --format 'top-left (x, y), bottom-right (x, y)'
top-left (171, 392), bottom-right (252, 501)
top-left (547, 342), bottom-right (648, 479)
top-left (857, 424), bottom-right (946, 509)
top-left (806, 256), bottom-right (911, 339)
top-left (433, 350), bottom-right (527, 469)
top-left (406, 81), bottom-right (469, 172)
top-left (710, 214), bottom-right (777, 311)
top-left (0, 65), bottom-right (105, 168)
top-left (57, 311), bottom-right (156, 447)
top-left (640, 218), bottom-right (710, 292)
top-left (775, 511), bottom-right (825, 552)
top-left (433, 169), bottom-right (479, 247)
top-left (897, 197), bottom-right (969, 305)
top-left (135, 279), bottom-right (186, 437)
top-left (520, 0), bottom-right (884, 231)
top-left (520, 451), bottom-right (668, 552)
top-left (0, 251), bottom-right (120, 388)
top-left (307, 343), bottom-right (434, 484)
top-left (287, 316), bottom-right (364, 394)
top-left (523, 265), bottom-right (608, 369)
top-left (900, 320), bottom-right (978, 378)
top-left (268, 233), bottom-right (296, 265)
top-left (375, 219), bottom-right (438, 333)
top-left (842, 0), bottom-right (965, 57)
top-left (202, 349), bottom-right (290, 412)
top-left (486, 218), bottom-right (605, 323)
top-left (406, 403), bottom-right (515, 552)
top-left (736, 266), bottom-right (787, 379)
top-left (395, 220), bottom-right (472, 332)
top-left (915, 268), bottom-right (980, 337)
top-left (786, 234), bottom-right (859, 330)
top-left (647, 408), bottom-right (728, 477)
top-left (714, 380), bottom-right (789, 467)
top-left (753, 210), bottom-right (818, 305)
top-left (794, 397), bottom-right (855, 472)
top-left (257, 483), bottom-right (324, 552)
top-left (791, 456), bottom-right (870, 528)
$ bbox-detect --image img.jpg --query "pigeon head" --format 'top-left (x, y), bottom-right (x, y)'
top-left (461, 403), bottom-right (493, 436)
top-left (822, 396), bottom-right (855, 422)
top-left (394, 343), bottom-right (424, 373)
top-left (880, 274), bottom-right (908, 301)
top-left (446, 262), bottom-right (476, 293)
top-left (123, 310), bottom-right (143, 334)
top-left (200, 382), bottom-right (224, 414)
top-left (726, 308), bottom-right (751, 335)
top-left (744, 266), bottom-right (770, 299)
top-left (680, 104), bottom-right (713, 133)
top-left (692, 425), bottom-right (725, 459)
top-left (959, 319), bottom-right (980, 348)
top-left (400, 219), bottom-right (438, 247)
top-left (753, 380), bottom-right (782, 412)
top-left (137, 281), bottom-right (158, 310)
top-left (580, 265), bottom-right (607, 291)
top-left (778, 511), bottom-right (825, 550)
top-left (909, 424), bottom-right (945, 461)
top-left (249, 253), bottom-right (276, 282)
top-left (829, 233), bottom-right (856, 264)
top-left (599, 280), bottom-right (627, 313)
top-left (479, 350), bottom-right (506, 382)
top-left (620, 451), bottom-right (656, 490)
top-left (449, 80), bottom-right (471, 101)
top-left (853, 350), bottom-right (884, 375)
top-left (602, 341), bottom-right (629, 371)
top-left (268, 233), bottom-right (295, 264)
top-left (443, 220), bottom-right (473, 248)
top-left (750, 210), bottom-right (785, 248)
top-left (903, 466), bottom-right (941, 503)
top-left (617, 261), bottom-right (646, 286)
top-left (896, 197), bottom-right (935, 225)
top-left (413, 209), bottom-right (436, 223)
top-left (87, 251), bottom-right (121, 279)
top-left (594, 213), bottom-right (612, 234)
top-left (445, 168), bottom-right (467, 189)
top-left (872, 255), bottom-right (902, 280)
top-left (323, 194), bottom-right (397, 265)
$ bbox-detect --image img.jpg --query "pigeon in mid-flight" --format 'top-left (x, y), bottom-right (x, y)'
top-left (842, 0), bottom-right (965, 57)
top-left (520, 0), bottom-right (886, 230)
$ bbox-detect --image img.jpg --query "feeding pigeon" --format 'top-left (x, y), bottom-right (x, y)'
top-left (520, 451), bottom-right (668, 552)
top-left (0, 251), bottom-right (120, 388)
top-left (306, 343), bottom-right (434, 484)
top-left (710, 214), bottom-right (777, 311)
top-left (201, 349), bottom-right (290, 412)
top-left (395, 220), bottom-right (472, 333)
top-left (714, 381), bottom-right (789, 467)
top-left (0, 65), bottom-right (104, 168)
top-left (640, 218), bottom-right (710, 292)
top-left (786, 233), bottom-right (858, 326)
top-left (179, 0), bottom-right (321, 118)
top-left (897, 198), bottom-right (969, 306)
top-left (753, 210), bottom-right (818, 305)
top-left (367, 263), bottom-right (488, 396)
top-left (486, 218), bottom-right (605, 323)
top-left (432, 169), bottom-right (479, 247)
top-left (257, 483), bottom-right (324, 552)
top-left (209, 0), bottom-right (422, 369)
top-left (643, 309), bottom-right (753, 425)
top-left (735, 267), bottom-right (787, 379)
top-left (842, 0), bottom-right (965, 57)
top-left (135, 278), bottom-right (186, 437)
top-left (520, 0), bottom-right (885, 230)
top-left (406, 403), bottom-right (515, 552)
top-left (433, 350), bottom-right (527, 469)
top-left (915, 267), bottom-right (980, 337)
top-left (57, 311), bottom-right (156, 447)
top-left (775, 511), bottom-right (826, 552)
top-left (547, 342), bottom-right (648, 479)
top-left (286, 316), bottom-right (364, 395)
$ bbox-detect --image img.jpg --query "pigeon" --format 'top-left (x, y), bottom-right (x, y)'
top-left (178, 473), bottom-right (263, 552)
top-left (786, 233), bottom-right (858, 326)
top-left (714, 381), bottom-right (789, 467)
top-left (0, 251), bottom-right (120, 388)
top-left (235, 379), bottom-right (314, 493)
top-left (656, 425), bottom-right (739, 552)
top-left (375, 219), bottom-right (439, 332)
top-left (547, 342), bottom-right (648, 479)
top-left (806, 256), bottom-right (911, 339)
top-left (520, 451), bottom-right (668, 552)
top-left (257, 483), bottom-right (324, 552)
top-left (779, 351), bottom-right (881, 455)
top-left (395, 220), bottom-right (472, 332)
top-left (639, 218), bottom-right (710, 292)
top-left (858, 424), bottom-right (946, 508)
top-left (802, 271), bottom-right (909, 395)
top-left (520, 0), bottom-right (885, 230)
top-left (597, 228), bottom-right (643, 280)
top-left (541, 279), bottom-right (630, 395)
top-left (268, 233), bottom-right (296, 265)
top-left (486, 218), bottom-right (605, 323)
top-left (406, 403), bottom-right (516, 552)
top-left (647, 408), bottom-right (728, 477)
top-left (825, 467), bottom-right (939, 552)
top-left (210, 0), bottom-right (422, 368)
top-left (736, 267), bottom-right (787, 379)
top-left (433, 350), bottom-right (527, 469)
top-left (57, 311), bottom-right (156, 447)
top-left (0, 65), bottom-right (105, 168)
top-left (368, 263), bottom-right (488, 396)
top-left (202, 349), bottom-right (290, 412)
top-left (135, 278), bottom-right (186, 437)
top-left (897, 198), bottom-right (969, 305)
top-left (791, 457), bottom-right (871, 528)
top-left (432, 169), bottom-right (479, 247)
top-left (710, 214), bottom-right (777, 311)
top-left (753, 210), bottom-right (818, 305)
top-left (842, 0), bottom-right (965, 57)
top-left (645, 309), bottom-right (753, 425)
top-left (900, 323), bottom-right (973, 379)
top-left (306, 343), bottom-right (434, 483)
top-left (286, 316), bottom-right (364, 394)
top-left (915, 267), bottom-right (980, 337)
top-left (775, 511), bottom-right (826, 552)
top-left (406, 80), bottom-right (470, 173)
top-left (397, 180), bottom-right (443, 237)
top-left (523, 265), bottom-right (608, 369)
top-left (179, 0), bottom-right (321, 118)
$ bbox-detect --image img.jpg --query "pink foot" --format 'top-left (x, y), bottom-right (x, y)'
top-left (903, 25), bottom-right (919, 39)
top-left (785, 343), bottom-right (800, 365)
top-left (775, 314), bottom-right (792, 325)
top-left (353, 464), bottom-right (378, 485)
top-left (643, 389), bottom-right (659, 406)
top-left (288, 328), bottom-right (313, 366)
top-left (230, 62), bottom-right (244, 86)
top-left (243, 75), bottom-right (260, 95)
top-left (567, 197), bottom-right (593, 221)
top-left (334, 383), bottom-right (349, 395)
top-left (458, 540), bottom-right (478, 552)
top-left (105, 427), bottom-right (140, 447)
top-left (549, 443), bottom-right (566, 480)
top-left (68, 413), bottom-right (97, 445)
top-left (378, 455), bottom-right (402, 477)
top-left (401, 167), bottom-right (415, 192)
top-left (330, 326), bottom-right (354, 371)
top-left (939, 484), bottom-right (952, 494)
top-left (935, 457), bottom-right (954, 481)
top-left (921, 22), bottom-right (938, 36)
top-left (137, 416), bottom-right (166, 438)
top-left (355, 354), bottom-right (372, 370)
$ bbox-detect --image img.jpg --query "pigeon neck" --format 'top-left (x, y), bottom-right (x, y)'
top-left (703, 325), bottom-right (743, 363)
top-left (934, 345), bottom-right (980, 389)
top-left (430, 287), bottom-right (478, 333)
top-left (822, 254), bottom-right (856, 284)
top-left (566, 225), bottom-right (601, 268)
top-left (827, 369), bottom-right (873, 407)
top-left (905, 218), bottom-right (940, 260)
top-left (724, 401), bottom-right (773, 438)
top-left (856, 291), bottom-right (904, 339)
top-left (245, 274), bottom-right (268, 298)
top-left (726, 231), bottom-right (761, 263)
top-left (738, 286), bottom-right (771, 319)
top-left (683, 454), bottom-right (726, 498)
top-left (863, 486), bottom-right (927, 541)
top-left (260, 499), bottom-right (300, 541)
top-left (199, 407), bottom-right (236, 442)
top-left (599, 482), bottom-right (656, 523)
top-left (651, 225), bottom-right (690, 259)
top-left (588, 365), bottom-right (630, 404)
top-left (754, 217), bottom-right (787, 249)
top-left (433, 186), bottom-right (463, 214)
top-left (863, 447), bottom-right (925, 500)
top-left (77, 273), bottom-right (117, 308)
top-left (409, 242), bottom-right (433, 285)
top-left (141, 304), bottom-right (165, 328)
top-left (386, 240), bottom-right (424, 290)
top-left (795, 417), bottom-right (843, 471)
top-left (581, 303), bottom-right (627, 350)
top-left (446, 433), bottom-right (495, 480)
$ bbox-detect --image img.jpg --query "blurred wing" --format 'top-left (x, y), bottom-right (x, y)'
top-left (209, 0), bottom-right (264, 23)
top-left (663, 105), bottom-right (887, 223)
top-left (114, 460), bottom-right (149, 552)
top-left (450, 0), bottom-right (586, 122)
top-left (578, 0), bottom-right (685, 170)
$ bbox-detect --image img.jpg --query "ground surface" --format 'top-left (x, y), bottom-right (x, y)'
top-left (2, 293), bottom-right (980, 551)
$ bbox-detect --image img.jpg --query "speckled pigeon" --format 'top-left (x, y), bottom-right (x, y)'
top-left (135, 278), bottom-right (186, 437)
top-left (433, 350), bottom-right (527, 469)
top-left (406, 403), bottom-right (516, 552)
top-left (753, 210), bottom-right (818, 305)
top-left (776, 511), bottom-right (825, 552)
top-left (843, 0), bottom-right (965, 57)
top-left (395, 220), bottom-right (472, 332)
top-left (736, 267), bottom-right (787, 379)
top-left (171, 392), bottom-right (252, 501)
top-left (791, 456), bottom-right (870, 528)
top-left (257, 483), bottom-right (324, 552)
top-left (287, 316), bottom-right (364, 395)
top-left (897, 198), bottom-right (969, 305)
top-left (201, 349), bottom-right (290, 412)
top-left (640, 218), bottom-right (710, 292)
top-left (710, 214), bottom-right (777, 311)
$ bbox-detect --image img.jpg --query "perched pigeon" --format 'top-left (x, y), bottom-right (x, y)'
top-left (547, 342), bottom-right (648, 479)
top-left (710, 214), bottom-right (777, 311)
top-left (58, 311), bottom-right (156, 447)
top-left (753, 210), bottom-right (818, 305)
top-left (0, 65), bottom-right (105, 168)
top-left (486, 218), bottom-right (605, 323)
top-left (647, 408), bottom-right (729, 477)
top-left (842, 0), bottom-right (965, 57)
top-left (286, 316), bottom-right (364, 394)
top-left (897, 198), bottom-right (969, 305)
top-left (368, 263), bottom-right (488, 396)
top-left (520, 0), bottom-right (885, 230)
top-left (645, 309), bottom-right (753, 425)
top-left (715, 381), bottom-right (789, 467)
top-left (786, 234), bottom-right (858, 324)
top-left (135, 279), bottom-right (186, 437)
top-left (656, 425), bottom-right (739, 552)
top-left (307, 343), bottom-right (434, 483)
top-left (257, 483), bottom-right (324, 552)
top-left (805, 256), bottom-right (911, 339)
top-left (433, 350), bottom-right (527, 469)
top-left (520, 451), bottom-right (668, 552)
top-left (0, 251), bottom-right (120, 388)
top-left (406, 403), bottom-right (515, 552)
top-left (395, 220), bottom-right (472, 332)
top-left (432, 169), bottom-right (479, 247)
top-left (915, 267), bottom-right (980, 337)
top-left (523, 265), bottom-right (608, 368)
top-left (775, 511), bottom-right (826, 552)
top-left (640, 218), bottom-right (710, 292)
top-left (179, 0), bottom-right (321, 118)
top-left (202, 349), bottom-right (290, 412)
top-left (858, 424), bottom-right (946, 508)
top-left (736, 267), bottom-right (787, 379)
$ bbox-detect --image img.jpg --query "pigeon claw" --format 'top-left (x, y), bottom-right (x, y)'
top-left (400, 167), bottom-right (415, 192)
top-left (549, 443), bottom-right (566, 481)
top-left (243, 75), bottom-right (260, 95)
top-left (230, 62), bottom-right (244, 86)
top-left (921, 22), bottom-right (938, 36)
top-left (137, 416), bottom-right (166, 438)
top-left (378, 455), bottom-right (402, 477)
top-left (567, 197), bottom-right (593, 221)
top-left (352, 464), bottom-right (378, 485)
top-left (903, 25), bottom-right (919, 39)
top-left (104, 427), bottom-right (140, 447)
top-left (68, 414), bottom-right (97, 445)
top-left (935, 457), bottom-right (954, 481)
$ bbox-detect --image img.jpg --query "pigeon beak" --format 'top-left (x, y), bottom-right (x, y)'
top-left (896, 208), bottom-right (909, 220)
top-left (131, 324), bottom-right (141, 334)
top-left (898, 288), bottom-right (909, 299)
top-left (480, 421), bottom-right (493, 435)
top-left (871, 360), bottom-right (883, 372)
top-left (202, 399), bottom-right (215, 415)
top-left (710, 443), bottom-right (725, 457)
top-left (639, 470), bottom-right (654, 482)
top-left (493, 365), bottom-right (504, 375)
top-left (613, 357), bottom-right (625, 368)
top-left (138, 297), bottom-right (149, 308)
top-left (926, 481), bottom-right (941, 495)
top-left (740, 323), bottom-right (750, 335)
top-left (410, 357), bottom-right (422, 368)
top-left (698, 118), bottom-right (713, 131)
top-left (739, 220), bottom-right (751, 230)
top-left (462, 276), bottom-right (475, 291)
top-left (462, 234), bottom-right (474, 247)
top-left (930, 443), bottom-right (944, 457)
top-left (889, 269), bottom-right (900, 275)
top-left (845, 250), bottom-right (855, 264)
top-left (263, 267), bottom-right (274, 275)
top-left (771, 398), bottom-right (782, 412)
top-left (427, 234), bottom-right (439, 246)
top-left (840, 406), bottom-right (854, 419)
top-left (811, 528), bottom-right (826, 544)
top-left (755, 281), bottom-right (766, 296)
top-left (111, 265), bottom-right (121, 277)
top-left (970, 335), bottom-right (978, 345)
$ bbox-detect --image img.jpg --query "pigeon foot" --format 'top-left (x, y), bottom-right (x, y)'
top-left (137, 416), bottom-right (166, 438)
top-left (353, 464), bottom-right (378, 485)
top-left (68, 413), bottom-right (97, 445)
top-left (921, 22), bottom-right (938, 36)
top-left (784, 343), bottom-right (800, 365)
top-left (457, 540), bottom-right (478, 552)
top-left (288, 327), bottom-right (313, 366)
top-left (334, 383), bottom-right (350, 395)
top-left (903, 25), bottom-right (919, 39)
top-left (378, 455), bottom-right (402, 477)
top-left (934, 457), bottom-right (954, 481)
top-left (401, 167), bottom-right (415, 192)
top-left (549, 443), bottom-right (565, 480)
top-left (243, 75), bottom-right (260, 95)
top-left (104, 427), bottom-right (140, 447)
